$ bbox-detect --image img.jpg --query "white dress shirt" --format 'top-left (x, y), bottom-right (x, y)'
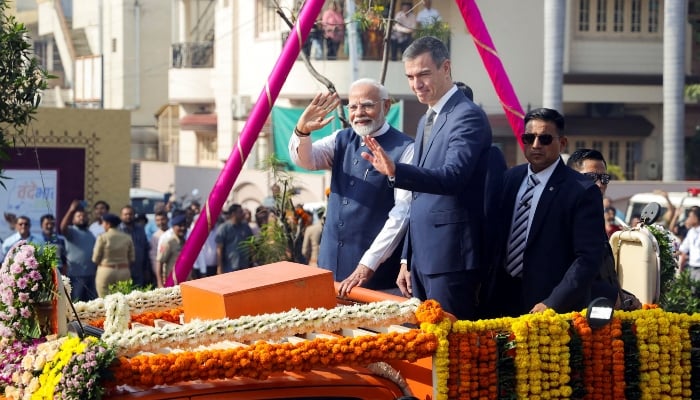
top-left (680, 226), bottom-right (700, 267)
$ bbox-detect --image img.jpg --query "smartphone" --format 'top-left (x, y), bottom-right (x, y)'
top-left (79, 200), bottom-right (88, 209)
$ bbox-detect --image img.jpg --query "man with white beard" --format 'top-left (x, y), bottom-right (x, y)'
top-left (289, 78), bottom-right (414, 296)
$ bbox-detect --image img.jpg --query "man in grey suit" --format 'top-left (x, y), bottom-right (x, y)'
top-left (363, 36), bottom-right (493, 319)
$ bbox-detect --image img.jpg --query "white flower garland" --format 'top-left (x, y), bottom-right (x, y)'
top-left (70, 287), bottom-right (182, 322)
top-left (104, 298), bottom-right (421, 356)
top-left (103, 293), bottom-right (130, 335)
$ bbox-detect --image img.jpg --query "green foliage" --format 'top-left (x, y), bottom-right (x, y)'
top-left (607, 164), bottom-right (626, 181)
top-left (249, 154), bottom-right (309, 264)
top-left (686, 84), bottom-right (700, 102)
top-left (0, 0), bottom-right (51, 184)
top-left (659, 270), bottom-right (700, 314)
top-left (414, 20), bottom-right (451, 44)
top-left (108, 279), bottom-right (152, 295)
top-left (648, 224), bottom-right (700, 313)
top-left (242, 221), bottom-right (290, 265)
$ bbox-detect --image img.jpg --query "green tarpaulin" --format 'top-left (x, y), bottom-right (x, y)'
top-left (272, 103), bottom-right (403, 173)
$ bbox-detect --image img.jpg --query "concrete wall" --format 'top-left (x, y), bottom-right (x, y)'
top-left (27, 107), bottom-right (132, 214)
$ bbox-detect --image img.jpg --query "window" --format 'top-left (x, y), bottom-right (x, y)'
top-left (596, 0), bottom-right (608, 31)
top-left (579, 0), bottom-right (591, 31)
top-left (608, 141), bottom-right (620, 166)
top-left (256, 0), bottom-right (280, 37)
top-left (625, 141), bottom-right (640, 179)
top-left (613, 0), bottom-right (625, 31)
top-left (647, 0), bottom-right (660, 32)
top-left (576, 0), bottom-right (663, 37)
top-left (197, 133), bottom-right (218, 163)
top-left (592, 140), bottom-right (603, 152)
top-left (568, 139), bottom-right (639, 179)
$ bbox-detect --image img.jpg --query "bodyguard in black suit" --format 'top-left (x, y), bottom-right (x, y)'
top-left (485, 108), bottom-right (605, 316)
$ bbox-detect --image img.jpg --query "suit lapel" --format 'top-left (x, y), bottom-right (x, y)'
top-left (504, 166), bottom-right (528, 226)
top-left (419, 91), bottom-right (460, 166)
top-left (527, 160), bottom-right (566, 246)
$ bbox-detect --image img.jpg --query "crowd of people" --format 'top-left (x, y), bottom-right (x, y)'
top-left (288, 35), bottom-right (645, 320)
top-left (0, 193), bottom-right (327, 303)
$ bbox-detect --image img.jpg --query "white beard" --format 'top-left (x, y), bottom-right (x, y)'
top-left (351, 107), bottom-right (385, 137)
top-left (353, 121), bottom-right (379, 137)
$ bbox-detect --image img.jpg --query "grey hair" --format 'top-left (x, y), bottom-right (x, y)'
top-left (349, 78), bottom-right (389, 100)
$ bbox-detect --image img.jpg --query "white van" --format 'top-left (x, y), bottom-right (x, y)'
top-left (129, 188), bottom-right (168, 222)
top-left (625, 190), bottom-right (700, 226)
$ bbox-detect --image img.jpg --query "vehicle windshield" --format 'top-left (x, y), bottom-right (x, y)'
top-left (130, 197), bottom-right (162, 215)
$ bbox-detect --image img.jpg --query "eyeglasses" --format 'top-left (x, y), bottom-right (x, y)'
top-left (583, 172), bottom-right (612, 185)
top-left (348, 101), bottom-right (380, 112)
top-left (521, 133), bottom-right (558, 146)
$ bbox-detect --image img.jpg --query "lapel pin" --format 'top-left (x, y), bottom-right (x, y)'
top-left (549, 186), bottom-right (554, 191)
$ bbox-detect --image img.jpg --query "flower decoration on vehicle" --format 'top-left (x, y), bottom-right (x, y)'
top-left (0, 241), bottom-right (59, 340)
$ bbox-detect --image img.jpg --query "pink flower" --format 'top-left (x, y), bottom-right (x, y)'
top-left (16, 277), bottom-right (28, 290)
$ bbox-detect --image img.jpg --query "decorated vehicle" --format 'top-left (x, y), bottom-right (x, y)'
top-left (2, 244), bottom-right (700, 400)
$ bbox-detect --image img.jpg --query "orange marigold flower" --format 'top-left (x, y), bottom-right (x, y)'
top-left (415, 299), bottom-right (445, 323)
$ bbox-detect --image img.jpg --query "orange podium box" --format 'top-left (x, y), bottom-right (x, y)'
top-left (180, 262), bottom-right (337, 322)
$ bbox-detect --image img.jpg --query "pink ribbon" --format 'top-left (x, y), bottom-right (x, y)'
top-left (455, 0), bottom-right (526, 150)
top-left (167, 0), bottom-right (326, 286)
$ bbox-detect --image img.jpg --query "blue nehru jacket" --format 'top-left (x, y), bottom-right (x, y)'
top-left (319, 126), bottom-right (412, 288)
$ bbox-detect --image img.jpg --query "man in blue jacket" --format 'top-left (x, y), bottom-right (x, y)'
top-left (363, 36), bottom-right (493, 319)
top-left (289, 78), bottom-right (413, 296)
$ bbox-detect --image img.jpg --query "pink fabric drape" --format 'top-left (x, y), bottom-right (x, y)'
top-left (455, 0), bottom-right (525, 150)
top-left (168, 0), bottom-right (326, 286)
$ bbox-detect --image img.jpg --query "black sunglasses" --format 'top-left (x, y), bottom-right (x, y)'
top-left (583, 172), bottom-right (612, 185)
top-left (521, 133), bottom-right (558, 146)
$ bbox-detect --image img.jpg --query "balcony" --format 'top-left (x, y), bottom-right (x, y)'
top-left (169, 42), bottom-right (215, 103)
top-left (172, 42), bottom-right (214, 68)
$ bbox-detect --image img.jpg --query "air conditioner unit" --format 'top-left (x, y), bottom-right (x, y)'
top-left (643, 160), bottom-right (661, 180)
top-left (232, 95), bottom-right (252, 120)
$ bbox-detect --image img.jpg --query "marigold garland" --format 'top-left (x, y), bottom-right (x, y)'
top-left (568, 315), bottom-right (587, 399)
top-left (109, 329), bottom-right (438, 387)
top-left (415, 299), bottom-right (444, 324)
top-left (7, 296), bottom-right (700, 400)
top-left (511, 310), bottom-right (572, 399)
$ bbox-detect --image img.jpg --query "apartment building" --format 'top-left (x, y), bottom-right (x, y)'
top-left (16, 0), bottom-right (700, 206)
